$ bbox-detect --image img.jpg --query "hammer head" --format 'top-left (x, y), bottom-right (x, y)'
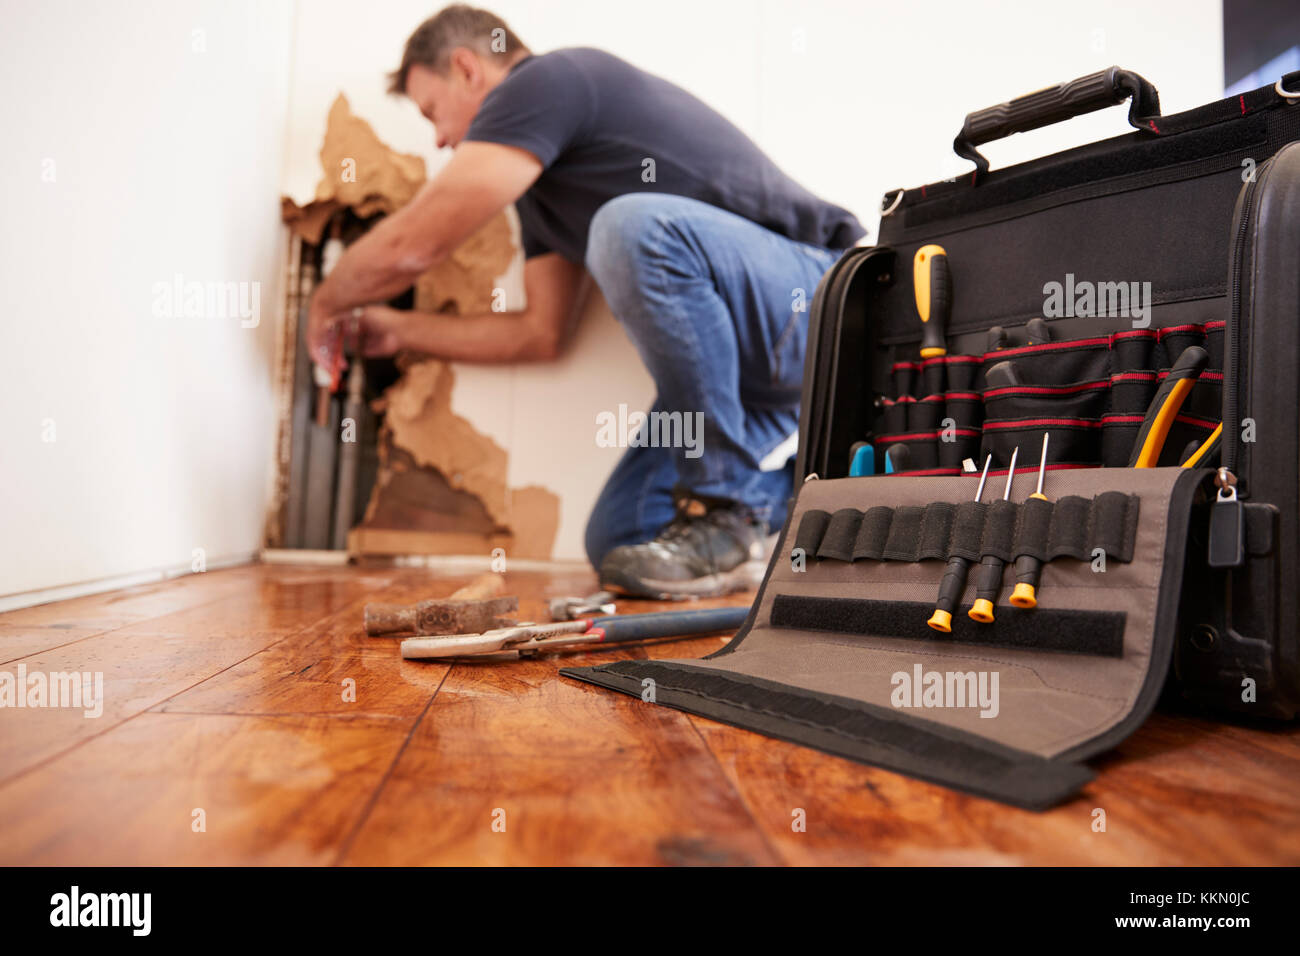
top-left (416, 596), bottom-right (518, 635)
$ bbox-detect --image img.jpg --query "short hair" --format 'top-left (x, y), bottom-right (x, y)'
top-left (388, 5), bottom-right (529, 94)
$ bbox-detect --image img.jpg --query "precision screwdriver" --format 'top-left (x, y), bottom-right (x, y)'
top-left (1010, 432), bottom-right (1050, 609)
top-left (928, 454), bottom-right (992, 633)
top-left (968, 446), bottom-right (1018, 624)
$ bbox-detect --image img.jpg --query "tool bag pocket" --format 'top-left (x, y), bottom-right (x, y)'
top-left (876, 322), bottom-right (1227, 476)
top-left (565, 467), bottom-right (1208, 810)
top-left (878, 356), bottom-right (985, 474)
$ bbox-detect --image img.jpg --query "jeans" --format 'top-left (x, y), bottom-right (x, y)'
top-left (582, 193), bottom-right (842, 569)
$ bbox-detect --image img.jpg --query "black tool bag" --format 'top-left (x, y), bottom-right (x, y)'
top-left (565, 68), bottom-right (1300, 809)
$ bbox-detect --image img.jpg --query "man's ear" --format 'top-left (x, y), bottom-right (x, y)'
top-left (448, 47), bottom-right (481, 87)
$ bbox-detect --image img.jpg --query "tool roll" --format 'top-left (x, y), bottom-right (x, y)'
top-left (567, 468), bottom-right (1203, 809)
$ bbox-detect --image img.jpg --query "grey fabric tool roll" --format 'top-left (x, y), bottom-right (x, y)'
top-left (563, 467), bottom-right (1205, 810)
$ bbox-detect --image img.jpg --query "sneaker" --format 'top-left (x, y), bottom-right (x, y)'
top-left (598, 497), bottom-right (771, 600)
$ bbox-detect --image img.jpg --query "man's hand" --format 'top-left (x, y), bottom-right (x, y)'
top-left (306, 292), bottom-right (353, 370)
top-left (352, 305), bottom-right (409, 357)
top-left (300, 140), bottom-right (544, 375)
top-left (305, 298), bottom-right (408, 379)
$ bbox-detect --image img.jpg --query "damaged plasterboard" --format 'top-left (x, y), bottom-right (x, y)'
top-left (356, 220), bottom-right (552, 556)
top-left (281, 93), bottom-right (426, 245)
top-left (280, 91), bottom-right (516, 289)
top-left (380, 359), bottom-right (511, 523)
top-left (414, 210), bottom-right (514, 314)
top-left (278, 91), bottom-right (558, 560)
top-left (280, 90), bottom-right (517, 307)
top-left (352, 360), bottom-right (559, 560)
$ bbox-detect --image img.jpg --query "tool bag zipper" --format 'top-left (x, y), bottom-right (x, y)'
top-left (1223, 160), bottom-right (1265, 482)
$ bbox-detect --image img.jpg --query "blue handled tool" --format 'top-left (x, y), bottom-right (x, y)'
top-left (884, 443), bottom-right (910, 474)
top-left (400, 605), bottom-right (750, 659)
top-left (848, 441), bottom-right (875, 476)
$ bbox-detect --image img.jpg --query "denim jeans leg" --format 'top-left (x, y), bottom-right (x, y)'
top-left (584, 193), bottom-right (841, 558)
top-left (583, 399), bottom-right (681, 568)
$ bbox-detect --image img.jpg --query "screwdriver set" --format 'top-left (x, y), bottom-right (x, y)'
top-left (567, 67), bottom-right (1300, 808)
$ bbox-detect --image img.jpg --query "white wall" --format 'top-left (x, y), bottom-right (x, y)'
top-left (0, 0), bottom-right (294, 598)
top-left (282, 0), bottom-right (1223, 562)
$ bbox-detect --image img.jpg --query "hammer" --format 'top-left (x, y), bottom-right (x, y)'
top-left (365, 573), bottom-right (517, 637)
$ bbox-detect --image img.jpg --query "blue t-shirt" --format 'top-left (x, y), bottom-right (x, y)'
top-left (464, 48), bottom-right (865, 263)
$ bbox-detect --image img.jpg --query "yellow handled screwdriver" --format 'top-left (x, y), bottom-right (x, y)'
top-left (913, 244), bottom-right (951, 359)
top-left (928, 454), bottom-right (993, 633)
top-left (1010, 432), bottom-right (1050, 609)
top-left (969, 446), bottom-right (1017, 624)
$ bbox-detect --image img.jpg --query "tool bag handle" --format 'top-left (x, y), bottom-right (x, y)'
top-left (953, 66), bottom-right (1162, 176)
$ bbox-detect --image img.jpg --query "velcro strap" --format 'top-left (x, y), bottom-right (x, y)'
top-left (771, 594), bottom-right (1125, 657)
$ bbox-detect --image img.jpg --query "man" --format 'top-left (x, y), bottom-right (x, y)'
top-left (307, 5), bottom-right (864, 599)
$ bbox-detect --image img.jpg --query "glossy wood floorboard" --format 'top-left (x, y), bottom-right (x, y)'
top-left (0, 562), bottom-right (1297, 865)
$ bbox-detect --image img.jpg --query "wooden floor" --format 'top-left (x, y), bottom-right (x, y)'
top-left (1, 561), bottom-right (1298, 866)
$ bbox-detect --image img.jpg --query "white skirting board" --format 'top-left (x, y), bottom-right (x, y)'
top-left (259, 549), bottom-right (589, 574)
top-left (0, 552), bottom-right (260, 614)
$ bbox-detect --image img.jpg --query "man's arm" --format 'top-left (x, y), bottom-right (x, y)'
top-left (306, 140), bottom-right (543, 362)
top-left (353, 252), bottom-right (585, 363)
